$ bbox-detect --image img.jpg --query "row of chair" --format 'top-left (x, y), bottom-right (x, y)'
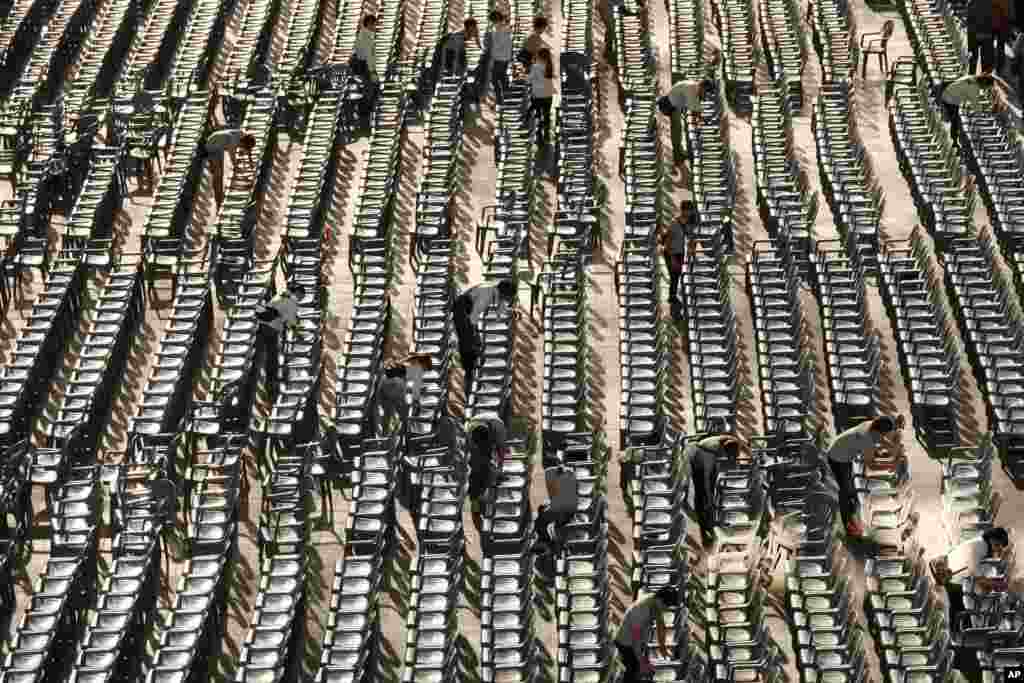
top-left (812, 83), bottom-right (884, 264)
top-left (756, 0), bottom-right (803, 110)
top-left (278, 0), bottom-right (323, 80)
top-left (15, 0), bottom-right (97, 112)
top-left (898, 0), bottom-right (966, 87)
top-left (960, 104), bottom-right (1024, 254)
top-left (888, 71), bottom-right (975, 252)
top-left (808, 0), bottom-right (857, 82)
top-left (222, 0), bottom-right (281, 90)
top-left (940, 438), bottom-right (1000, 547)
top-left (167, 0), bottom-right (232, 91)
top-left (714, 0), bottom-right (755, 111)
top-left (668, 0), bottom-right (704, 80)
top-left (877, 229), bottom-right (962, 452)
top-left (686, 90), bottom-right (737, 253)
top-left (117, 0), bottom-right (184, 95)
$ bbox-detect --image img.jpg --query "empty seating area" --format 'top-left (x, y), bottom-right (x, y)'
top-left (0, 0), bottom-right (1022, 683)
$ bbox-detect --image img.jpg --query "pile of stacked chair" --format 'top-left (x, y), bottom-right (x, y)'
top-left (619, 83), bottom-right (659, 244)
top-left (609, 0), bottom-right (652, 105)
top-left (115, 0), bottom-right (184, 95)
top-left (479, 437), bottom-right (536, 683)
top-left (888, 72), bottom-right (976, 251)
top-left (746, 241), bottom-right (816, 436)
top-left (129, 243), bottom-right (214, 437)
top-left (626, 431), bottom-right (705, 681)
top-left (683, 238), bottom-right (740, 434)
top-left (756, 0), bottom-right (803, 111)
top-left (940, 439), bottom-right (1000, 548)
top-left (277, 0), bottom-right (321, 78)
top-left (17, 0), bottom-right (97, 107)
top-left (668, 0), bottom-right (703, 79)
top-left (686, 88), bottom-right (736, 249)
top-left (810, 234), bottom-right (882, 431)
top-left (552, 433), bottom-right (611, 681)
top-left (59, 145), bottom-right (122, 252)
top-left (40, 254), bottom-right (144, 479)
top-left (235, 442), bottom-right (312, 680)
top-left (412, 0), bottom-right (450, 104)
top-left (2, 462), bottom-right (98, 682)
top-left (165, 0), bottom-right (233, 93)
top-left (0, 0), bottom-right (64, 123)
top-left (752, 84), bottom-right (817, 277)
top-left (408, 75), bottom-right (465, 430)
top-left (898, 0), bottom-right (966, 86)
top-left (715, 0), bottom-right (755, 111)
top-left (65, 464), bottom-right (168, 682)
top-left (333, 81), bottom-right (406, 457)
top-left (877, 228), bottom-right (961, 451)
top-left (960, 102), bottom-right (1024, 253)
top-left (813, 83), bottom-right (884, 266)
top-left (401, 424), bottom-right (467, 683)
top-left (0, 248), bottom-right (83, 445)
top-left (944, 228), bottom-right (1024, 483)
top-left (0, 441), bottom-right (29, 636)
top-left (138, 93), bottom-right (209, 243)
top-left (316, 434), bottom-right (401, 681)
top-left (808, 0), bottom-right (857, 82)
top-left (221, 0), bottom-right (280, 92)
top-left (548, 67), bottom-right (597, 256)
top-left (143, 434), bottom-right (243, 682)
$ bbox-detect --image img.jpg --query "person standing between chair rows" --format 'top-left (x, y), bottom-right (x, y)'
top-left (452, 280), bottom-right (516, 398)
top-left (375, 353), bottom-right (433, 435)
top-left (660, 200), bottom-right (697, 322)
top-left (257, 284), bottom-right (305, 388)
top-left (485, 11), bottom-right (514, 104)
top-left (467, 416), bottom-right (510, 508)
top-left (533, 455), bottom-right (578, 554)
top-left (658, 79), bottom-right (712, 169)
top-left (685, 434), bottom-right (741, 547)
top-left (930, 527), bottom-right (1011, 683)
top-left (518, 16), bottom-right (550, 69)
top-left (203, 107), bottom-right (257, 212)
top-left (940, 71), bottom-right (1012, 151)
top-left (615, 587), bottom-right (679, 682)
top-left (824, 415), bottom-right (903, 539)
top-left (436, 18), bottom-right (481, 78)
top-left (529, 48), bottom-right (556, 147)
top-left (351, 15), bottom-right (378, 82)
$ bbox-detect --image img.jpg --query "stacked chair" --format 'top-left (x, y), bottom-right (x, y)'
top-left (683, 238), bottom-right (740, 434)
top-left (940, 439), bottom-right (1000, 547)
top-left (334, 86), bottom-right (405, 461)
top-left (552, 433), bottom-right (611, 682)
top-left (888, 74), bottom-right (976, 251)
top-left (960, 105), bottom-right (1024, 253)
top-left (129, 244), bottom-right (214, 437)
top-left (863, 539), bottom-right (953, 683)
top-left (668, 0), bottom-right (704, 80)
top-left (756, 0), bottom-right (803, 111)
top-left (810, 234), bottom-right (881, 431)
top-left (18, 0), bottom-right (97, 105)
top-left (809, 0), bottom-right (857, 82)
top-left (409, 238), bottom-right (454, 434)
top-left (326, 0), bottom-right (361, 68)
top-left (609, 0), bottom-right (652, 104)
top-left (0, 250), bottom-right (83, 446)
top-left (60, 146), bottom-right (122, 251)
top-left (944, 228), bottom-right (1024, 484)
top-left (235, 442), bottom-right (312, 681)
top-left (716, 0), bottom-right (755, 112)
top-left (686, 89), bottom-right (736, 249)
top-left (143, 434), bottom-right (243, 682)
top-left (752, 84), bottom-right (818, 277)
top-left (0, 0), bottom-right (63, 122)
top-left (316, 435), bottom-right (401, 682)
top-left (412, 74), bottom-right (465, 251)
top-left (813, 84), bottom-right (885, 266)
top-left (401, 426), bottom-right (467, 683)
top-left (0, 441), bottom-right (28, 638)
top-left (620, 92), bottom-right (660, 244)
top-left (615, 235), bottom-right (670, 450)
top-left (479, 437), bottom-right (536, 683)
top-left (877, 229), bottom-right (961, 451)
top-left (222, 0), bottom-right (280, 91)
top-left (412, 0), bottom-right (449, 101)
top-left (747, 241), bottom-right (816, 436)
top-left (549, 57), bottom-right (597, 258)
top-left (276, 0), bottom-right (321, 77)
top-left (139, 93), bottom-right (209, 243)
top-left (283, 92), bottom-right (342, 241)
top-left (167, 0), bottom-right (235, 91)
top-left (116, 0), bottom-right (186, 92)
top-left (898, 0), bottom-right (966, 86)
top-left (1, 464), bottom-right (99, 682)
top-left (66, 465), bottom-right (169, 683)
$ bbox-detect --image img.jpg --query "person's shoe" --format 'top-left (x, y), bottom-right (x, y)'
top-left (846, 519), bottom-right (866, 538)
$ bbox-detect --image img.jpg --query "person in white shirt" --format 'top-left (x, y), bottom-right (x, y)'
top-left (615, 587), bottom-right (679, 681)
top-left (825, 415), bottom-right (902, 538)
top-left (376, 353), bottom-right (432, 434)
top-left (203, 124), bottom-right (256, 210)
top-left (940, 71), bottom-right (1010, 150)
top-left (453, 280), bottom-right (516, 395)
top-left (658, 78), bottom-right (712, 167)
top-left (485, 10), bottom-right (514, 103)
top-left (529, 48), bottom-right (555, 145)
top-left (534, 456), bottom-right (579, 552)
top-left (351, 15), bottom-right (377, 81)
top-left (257, 284), bottom-right (306, 386)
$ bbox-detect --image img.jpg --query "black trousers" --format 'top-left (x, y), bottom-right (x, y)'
top-left (968, 31), bottom-right (996, 74)
top-left (468, 443), bottom-right (494, 500)
top-left (948, 582), bottom-right (982, 682)
top-left (828, 458), bottom-right (859, 526)
top-left (616, 643), bottom-right (644, 682)
top-left (691, 456), bottom-right (717, 537)
top-left (350, 57), bottom-right (370, 80)
top-left (531, 97), bottom-right (552, 144)
top-left (491, 60), bottom-right (510, 103)
top-left (454, 294), bottom-right (481, 394)
top-left (536, 504), bottom-right (573, 543)
top-left (663, 251), bottom-right (682, 316)
top-left (261, 326), bottom-right (280, 389)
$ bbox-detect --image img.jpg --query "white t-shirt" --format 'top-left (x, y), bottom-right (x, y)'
top-left (205, 129), bottom-right (242, 156)
top-left (488, 28), bottom-right (513, 61)
top-left (826, 423), bottom-right (882, 463)
top-left (529, 63), bottom-right (554, 99)
top-left (545, 466), bottom-right (578, 517)
top-left (353, 28), bottom-right (375, 63)
top-left (264, 294), bottom-right (299, 332)
top-left (668, 81), bottom-right (703, 112)
top-left (942, 76), bottom-right (985, 108)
